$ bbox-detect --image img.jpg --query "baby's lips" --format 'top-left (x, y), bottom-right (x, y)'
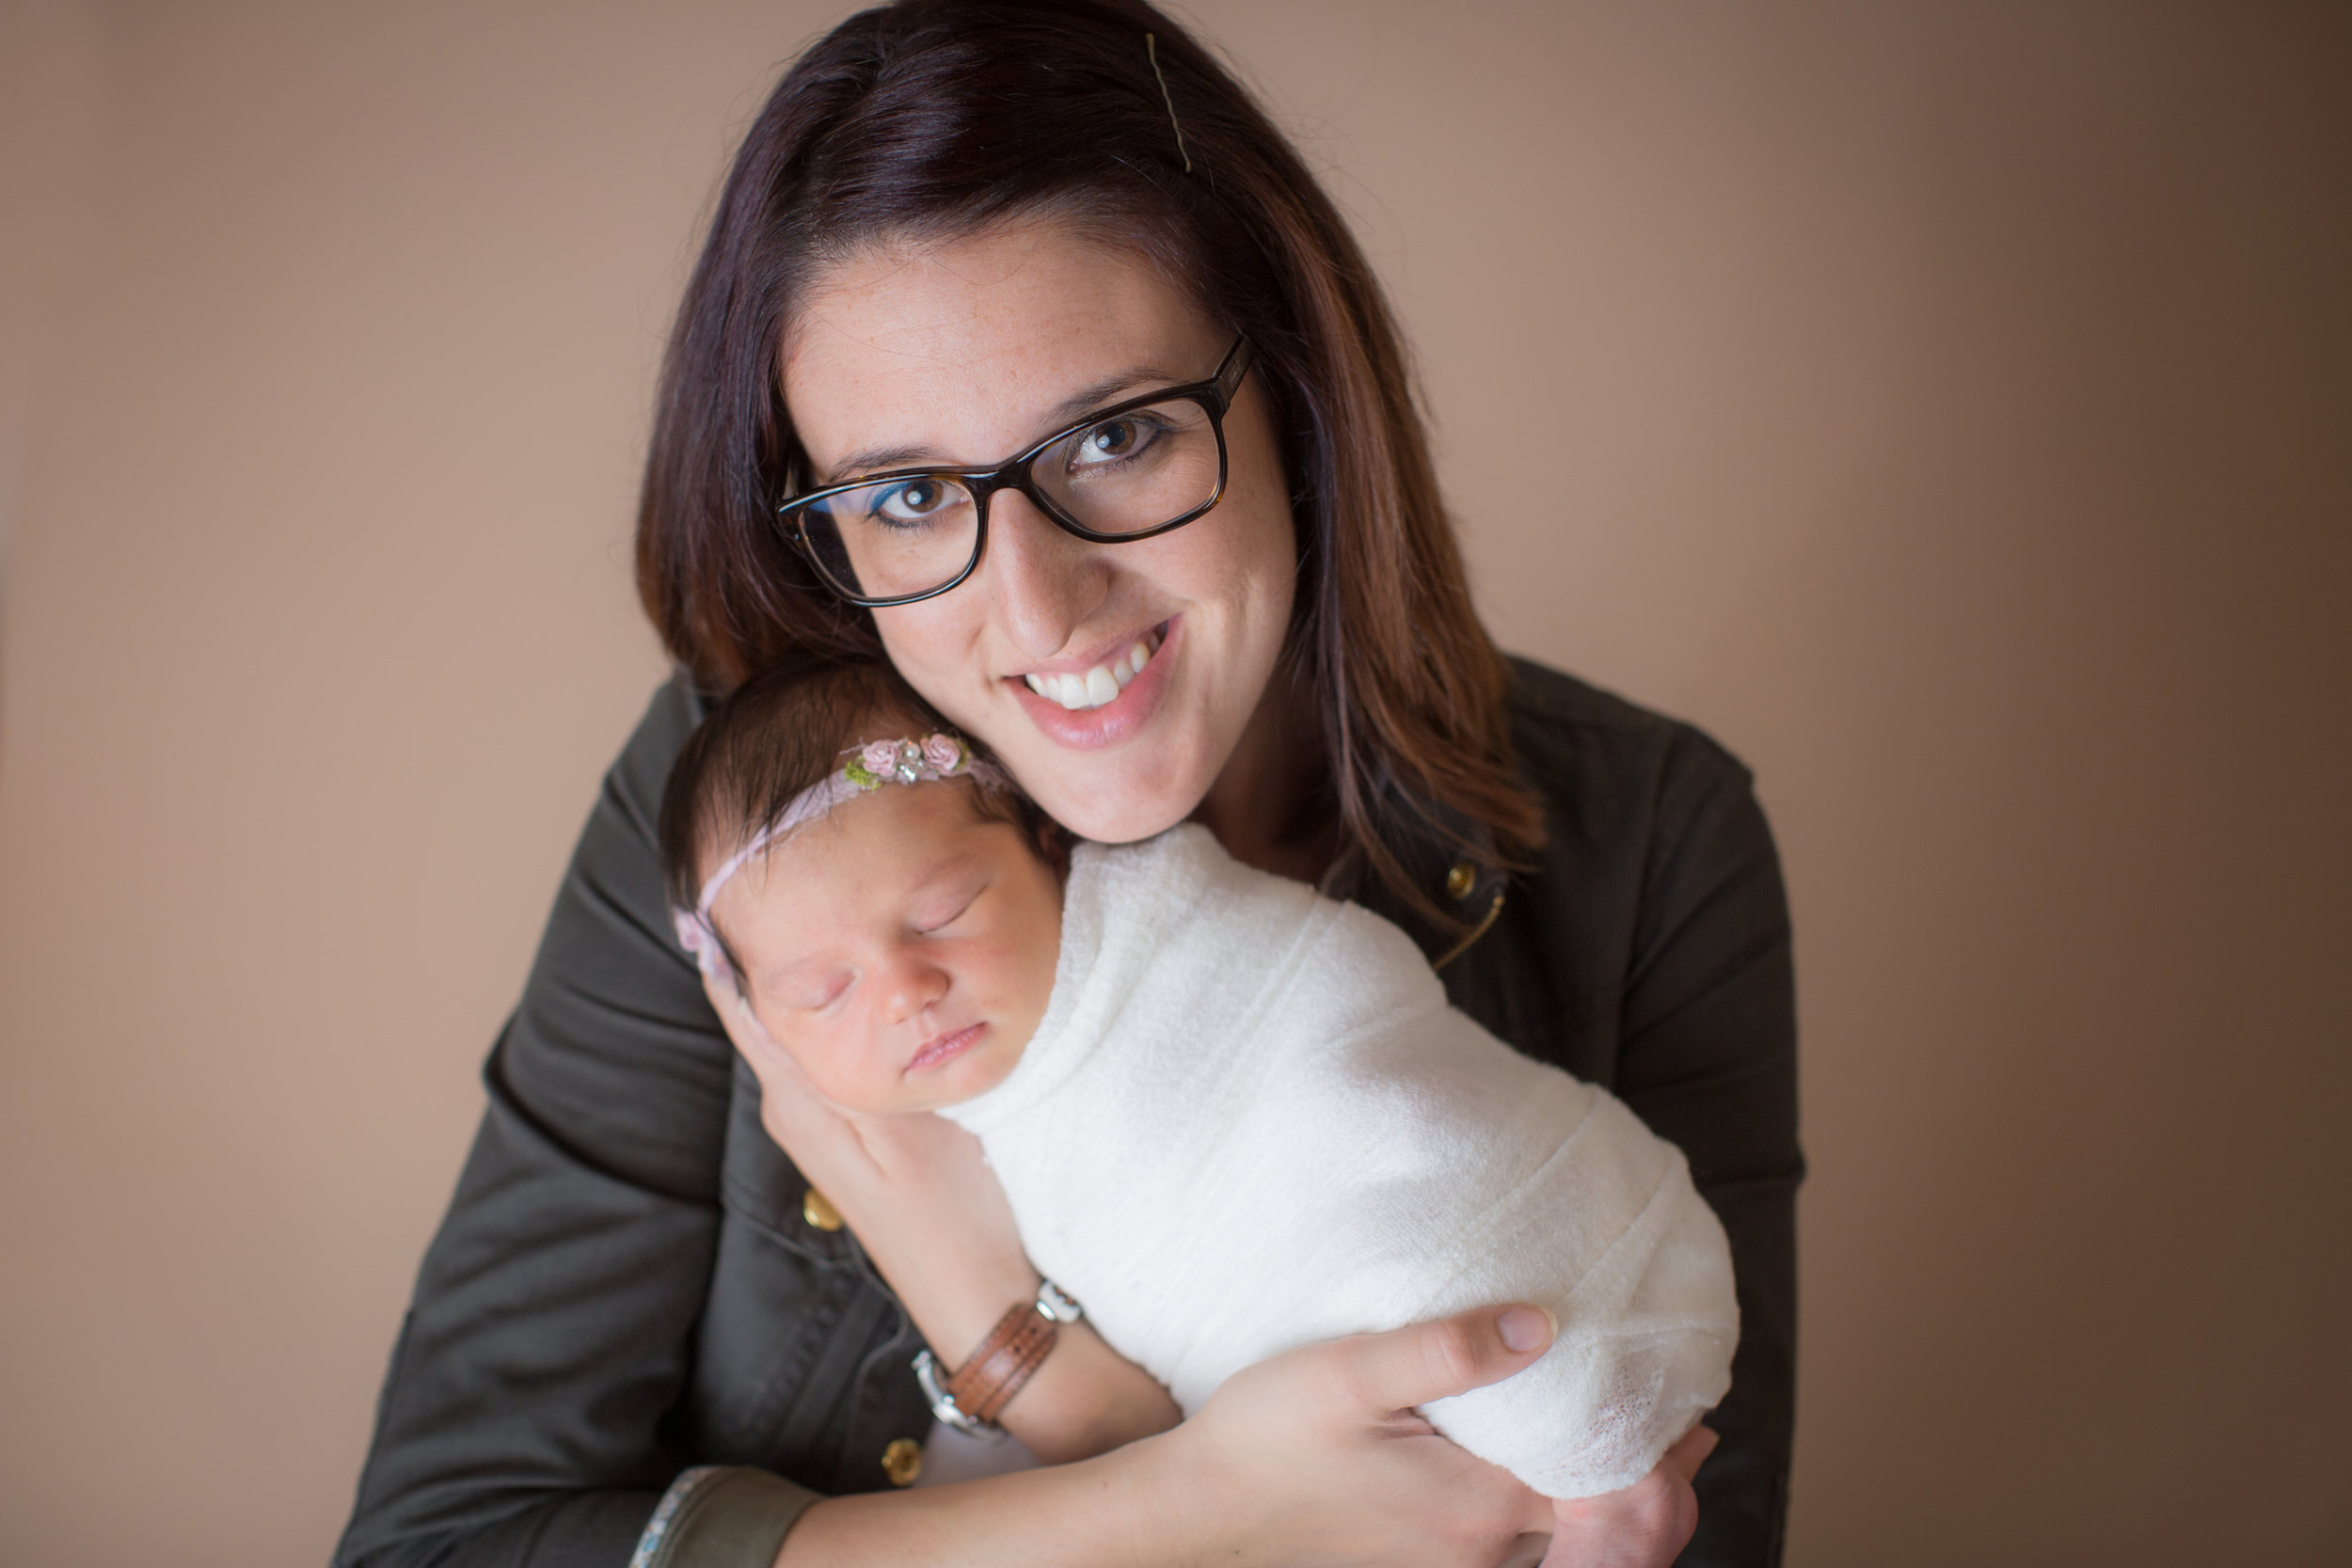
top-left (908, 1020), bottom-right (987, 1070)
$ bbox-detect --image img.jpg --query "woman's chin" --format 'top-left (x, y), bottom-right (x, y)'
top-left (1021, 768), bottom-right (1207, 845)
top-left (992, 699), bottom-right (1222, 843)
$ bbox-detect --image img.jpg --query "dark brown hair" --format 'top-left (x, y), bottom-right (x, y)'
top-left (659, 654), bottom-right (1054, 926)
top-left (635, 0), bottom-right (1540, 923)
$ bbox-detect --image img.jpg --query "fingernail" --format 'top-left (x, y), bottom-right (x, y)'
top-left (1498, 1306), bottom-right (1556, 1354)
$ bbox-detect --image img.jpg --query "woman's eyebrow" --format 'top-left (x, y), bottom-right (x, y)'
top-left (1041, 365), bottom-right (1183, 428)
top-left (820, 365), bottom-right (1183, 483)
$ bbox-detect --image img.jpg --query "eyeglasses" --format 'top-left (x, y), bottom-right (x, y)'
top-left (775, 336), bottom-right (1255, 608)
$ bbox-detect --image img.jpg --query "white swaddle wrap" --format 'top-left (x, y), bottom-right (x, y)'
top-left (939, 826), bottom-right (1739, 1498)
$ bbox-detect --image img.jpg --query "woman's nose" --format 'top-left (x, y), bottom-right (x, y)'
top-left (980, 489), bottom-right (1111, 660)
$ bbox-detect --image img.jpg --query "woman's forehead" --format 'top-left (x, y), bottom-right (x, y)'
top-left (781, 220), bottom-right (1221, 476)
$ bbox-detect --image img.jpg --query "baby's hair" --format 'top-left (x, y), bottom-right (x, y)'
top-left (659, 656), bottom-right (1059, 935)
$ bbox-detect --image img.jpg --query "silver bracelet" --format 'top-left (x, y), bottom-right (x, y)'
top-left (912, 1278), bottom-right (1086, 1440)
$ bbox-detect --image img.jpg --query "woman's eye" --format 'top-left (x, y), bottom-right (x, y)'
top-left (870, 479), bottom-right (954, 524)
top-left (1071, 415), bottom-right (1162, 467)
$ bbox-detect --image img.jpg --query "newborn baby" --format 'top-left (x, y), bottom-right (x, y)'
top-left (662, 661), bottom-right (1739, 1499)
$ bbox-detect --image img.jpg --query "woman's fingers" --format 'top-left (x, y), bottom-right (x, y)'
top-left (694, 974), bottom-right (1036, 1343)
top-left (1657, 1423), bottom-right (1718, 1484)
top-left (1168, 1310), bottom-right (1565, 1563)
top-left (702, 976), bottom-right (829, 1114)
top-left (699, 972), bottom-right (777, 1071)
top-left (1332, 1305), bottom-right (1559, 1416)
top-left (697, 973), bottom-right (893, 1194)
top-left (1540, 1426), bottom-right (1712, 1568)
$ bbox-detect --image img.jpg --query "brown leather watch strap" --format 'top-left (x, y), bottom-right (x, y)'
top-left (942, 1301), bottom-right (1058, 1425)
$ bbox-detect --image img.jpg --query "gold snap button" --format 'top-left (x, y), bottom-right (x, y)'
top-left (1445, 861), bottom-right (1477, 901)
top-left (881, 1436), bottom-right (923, 1487)
top-left (802, 1188), bottom-right (845, 1231)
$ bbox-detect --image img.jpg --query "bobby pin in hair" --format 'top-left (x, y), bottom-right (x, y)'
top-left (1145, 33), bottom-right (1193, 175)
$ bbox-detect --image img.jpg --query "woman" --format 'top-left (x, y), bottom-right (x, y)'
top-left (336, 3), bottom-right (1798, 1564)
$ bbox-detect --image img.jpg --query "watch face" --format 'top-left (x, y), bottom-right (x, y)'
top-left (1037, 1280), bottom-right (1085, 1323)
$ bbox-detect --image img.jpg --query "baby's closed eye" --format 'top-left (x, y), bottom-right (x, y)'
top-left (909, 877), bottom-right (989, 935)
top-left (773, 964), bottom-right (853, 1011)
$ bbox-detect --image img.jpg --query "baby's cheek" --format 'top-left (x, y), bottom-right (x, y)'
top-left (971, 932), bottom-right (1047, 1011)
top-left (768, 1021), bottom-right (866, 1109)
top-left (980, 942), bottom-right (1056, 1045)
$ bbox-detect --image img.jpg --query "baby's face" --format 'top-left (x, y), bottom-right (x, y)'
top-left (707, 780), bottom-right (1062, 1115)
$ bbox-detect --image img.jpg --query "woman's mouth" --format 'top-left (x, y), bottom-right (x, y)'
top-left (1019, 624), bottom-right (1167, 711)
top-left (1009, 620), bottom-right (1175, 749)
top-left (907, 1022), bottom-right (987, 1073)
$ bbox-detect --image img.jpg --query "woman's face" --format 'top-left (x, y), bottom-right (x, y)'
top-left (781, 221), bottom-right (1296, 844)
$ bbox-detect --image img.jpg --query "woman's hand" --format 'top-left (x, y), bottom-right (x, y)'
top-left (703, 974), bottom-right (1180, 1461)
top-left (1136, 1305), bottom-right (1559, 1567)
top-left (704, 974), bottom-right (1031, 1319)
top-left (1148, 1306), bottom-right (1706, 1568)
top-left (1543, 1424), bottom-right (1715, 1567)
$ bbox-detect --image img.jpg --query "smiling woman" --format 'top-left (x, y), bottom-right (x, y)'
top-left (336, 3), bottom-right (1797, 1566)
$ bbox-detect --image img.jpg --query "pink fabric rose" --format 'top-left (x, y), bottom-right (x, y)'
top-left (922, 734), bottom-right (961, 772)
top-left (861, 740), bottom-right (899, 774)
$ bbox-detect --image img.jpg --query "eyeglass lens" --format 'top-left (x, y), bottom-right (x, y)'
top-left (797, 394), bottom-right (1221, 602)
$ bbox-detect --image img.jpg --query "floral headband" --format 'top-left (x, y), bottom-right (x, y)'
top-left (672, 734), bottom-right (1007, 991)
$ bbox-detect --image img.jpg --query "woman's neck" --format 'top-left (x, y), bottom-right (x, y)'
top-left (1191, 671), bottom-right (1335, 885)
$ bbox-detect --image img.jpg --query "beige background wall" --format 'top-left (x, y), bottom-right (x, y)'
top-left (3, 3), bottom-right (2345, 1563)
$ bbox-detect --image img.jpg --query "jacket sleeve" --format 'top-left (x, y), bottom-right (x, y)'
top-left (334, 676), bottom-right (820, 1568)
top-left (1613, 727), bottom-right (1802, 1568)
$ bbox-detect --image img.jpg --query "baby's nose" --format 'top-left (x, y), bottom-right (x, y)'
top-left (882, 952), bottom-right (950, 1021)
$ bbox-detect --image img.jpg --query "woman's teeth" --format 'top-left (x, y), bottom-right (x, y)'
top-left (1023, 636), bottom-right (1158, 711)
